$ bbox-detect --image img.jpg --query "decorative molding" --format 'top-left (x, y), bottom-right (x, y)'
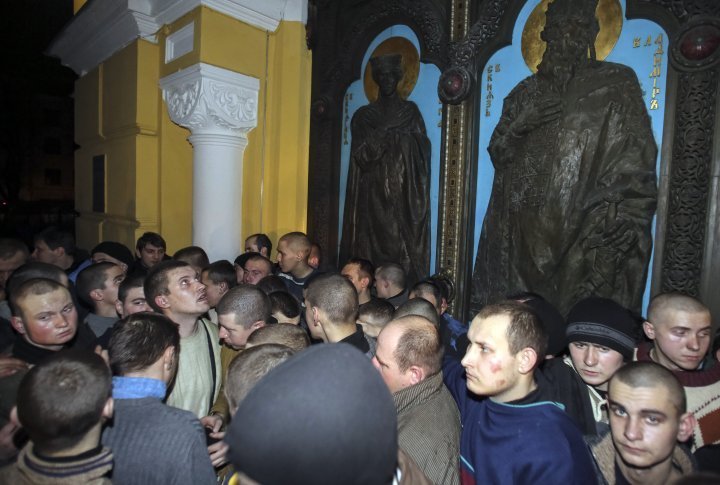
top-left (165, 21), bottom-right (195, 64)
top-left (159, 63), bottom-right (259, 138)
top-left (48, 0), bottom-right (308, 76)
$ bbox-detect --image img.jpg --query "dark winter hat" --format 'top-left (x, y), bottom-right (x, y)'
top-left (91, 241), bottom-right (134, 268)
top-left (225, 343), bottom-right (398, 485)
top-left (566, 297), bottom-right (637, 360)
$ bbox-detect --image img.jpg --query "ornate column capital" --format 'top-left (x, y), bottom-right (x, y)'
top-left (160, 63), bottom-right (260, 140)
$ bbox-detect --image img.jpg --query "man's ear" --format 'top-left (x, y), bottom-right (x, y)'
top-left (310, 307), bottom-right (321, 326)
top-left (219, 281), bottom-right (228, 294)
top-left (10, 316), bottom-right (26, 336)
top-left (155, 294), bottom-right (170, 310)
top-left (136, 248), bottom-right (142, 259)
top-left (102, 397), bottom-right (114, 420)
top-left (9, 406), bottom-right (20, 427)
top-left (115, 300), bottom-right (124, 318)
top-left (251, 320), bottom-right (265, 330)
top-left (643, 321), bottom-right (656, 340)
top-left (360, 276), bottom-right (370, 291)
top-left (678, 412), bottom-right (696, 443)
top-left (90, 288), bottom-right (104, 302)
top-left (408, 365), bottom-right (425, 385)
top-left (518, 347), bottom-right (538, 374)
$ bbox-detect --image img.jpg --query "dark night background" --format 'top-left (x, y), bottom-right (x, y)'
top-left (0, 0), bottom-right (76, 241)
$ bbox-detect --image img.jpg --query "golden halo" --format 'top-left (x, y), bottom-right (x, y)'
top-left (521, 0), bottom-right (623, 73)
top-left (363, 37), bottom-right (420, 102)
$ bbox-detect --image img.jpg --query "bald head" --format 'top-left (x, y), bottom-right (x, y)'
top-left (385, 316), bottom-right (442, 374)
top-left (648, 293), bottom-right (710, 326)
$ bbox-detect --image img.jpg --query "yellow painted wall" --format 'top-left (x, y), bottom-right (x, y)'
top-left (75, 6), bottom-right (311, 257)
top-left (160, 7), bottom-right (312, 257)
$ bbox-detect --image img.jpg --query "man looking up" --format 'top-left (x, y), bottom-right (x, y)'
top-left (443, 301), bottom-right (595, 483)
top-left (591, 361), bottom-right (696, 484)
top-left (375, 263), bottom-right (408, 308)
top-left (639, 293), bottom-right (720, 448)
top-left (373, 316), bottom-right (460, 484)
top-left (145, 260), bottom-right (220, 418)
top-left (341, 257), bottom-right (374, 306)
top-left (305, 273), bottom-right (375, 357)
top-left (276, 232), bottom-right (317, 302)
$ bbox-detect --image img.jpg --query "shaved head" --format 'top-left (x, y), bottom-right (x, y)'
top-left (647, 293), bottom-right (710, 326)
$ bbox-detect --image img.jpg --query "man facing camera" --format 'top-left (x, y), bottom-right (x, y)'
top-left (590, 361), bottom-right (696, 484)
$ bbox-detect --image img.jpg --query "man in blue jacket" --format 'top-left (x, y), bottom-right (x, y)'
top-left (443, 300), bottom-right (596, 484)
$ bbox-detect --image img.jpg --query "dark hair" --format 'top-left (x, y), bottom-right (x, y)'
top-left (394, 298), bottom-right (439, 328)
top-left (118, 274), bottom-right (145, 303)
top-left (477, 301), bottom-right (548, 365)
top-left (305, 273), bottom-right (358, 325)
top-left (376, 263), bottom-right (406, 290)
top-left (428, 273), bottom-right (454, 304)
top-left (269, 291), bottom-right (300, 319)
top-left (244, 254), bottom-right (273, 273)
top-left (34, 226), bottom-right (76, 256)
top-left (9, 278), bottom-right (68, 318)
top-left (17, 350), bottom-right (111, 453)
top-left (76, 262), bottom-right (119, 306)
top-left (0, 238), bottom-right (29, 261)
top-left (6, 262), bottom-right (67, 298)
top-left (256, 275), bottom-right (288, 295)
top-left (136, 232), bottom-right (166, 251)
top-left (225, 344), bottom-right (294, 412)
top-left (358, 299), bottom-right (395, 326)
top-left (217, 285), bottom-right (272, 328)
top-left (611, 361), bottom-right (686, 414)
top-left (173, 246), bottom-right (209, 269)
top-left (392, 316), bottom-right (443, 374)
top-left (410, 281), bottom-right (443, 311)
top-left (203, 260), bottom-right (237, 289)
top-left (343, 258), bottom-right (374, 286)
top-left (109, 312), bottom-right (180, 376)
top-left (247, 233), bottom-right (273, 255)
top-left (247, 323), bottom-right (310, 351)
top-left (144, 260), bottom-right (190, 312)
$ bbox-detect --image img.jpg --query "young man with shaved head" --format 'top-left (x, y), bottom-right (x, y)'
top-left (591, 361), bottom-right (696, 484)
top-left (443, 301), bottom-right (594, 483)
top-left (638, 293), bottom-right (720, 448)
top-left (305, 273), bottom-right (375, 357)
top-left (373, 315), bottom-right (460, 484)
top-left (275, 232), bottom-right (317, 302)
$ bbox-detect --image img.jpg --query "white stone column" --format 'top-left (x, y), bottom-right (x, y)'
top-left (160, 63), bottom-right (259, 262)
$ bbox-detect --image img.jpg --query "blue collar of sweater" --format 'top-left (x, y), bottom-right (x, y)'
top-left (112, 376), bottom-right (166, 400)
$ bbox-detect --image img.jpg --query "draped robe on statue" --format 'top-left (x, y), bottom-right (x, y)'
top-left (471, 61), bottom-right (657, 316)
top-left (340, 97), bottom-right (431, 285)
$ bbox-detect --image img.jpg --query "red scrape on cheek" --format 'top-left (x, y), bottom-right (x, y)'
top-left (489, 358), bottom-right (503, 373)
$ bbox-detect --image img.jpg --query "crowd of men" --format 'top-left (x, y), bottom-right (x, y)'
top-left (0, 226), bottom-right (719, 484)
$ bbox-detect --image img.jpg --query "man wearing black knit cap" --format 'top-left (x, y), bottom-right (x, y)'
top-left (91, 241), bottom-right (134, 274)
top-left (225, 344), bottom-right (428, 484)
top-left (565, 296), bottom-right (638, 434)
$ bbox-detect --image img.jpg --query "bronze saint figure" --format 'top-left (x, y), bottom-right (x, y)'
top-left (471, 0), bottom-right (658, 316)
top-left (340, 54), bottom-right (431, 285)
